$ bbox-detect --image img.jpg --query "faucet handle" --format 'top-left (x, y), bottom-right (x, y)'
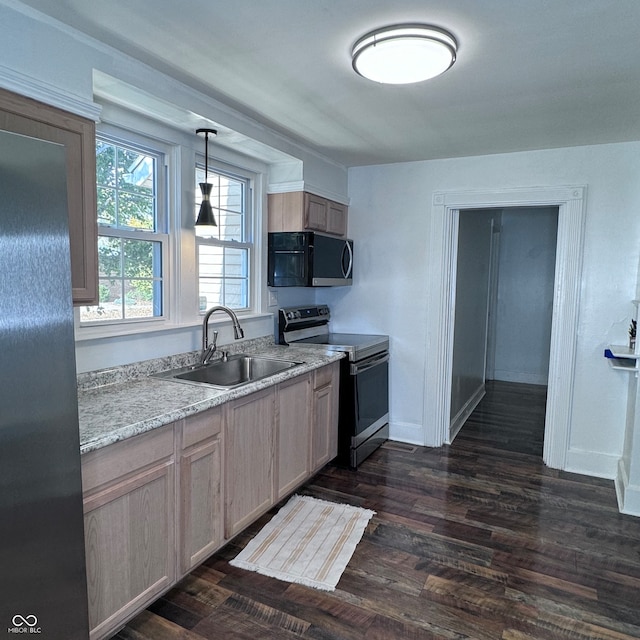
top-left (211, 330), bottom-right (219, 347)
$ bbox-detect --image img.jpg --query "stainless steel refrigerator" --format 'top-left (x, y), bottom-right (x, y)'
top-left (0, 130), bottom-right (90, 638)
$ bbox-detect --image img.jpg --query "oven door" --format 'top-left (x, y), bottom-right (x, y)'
top-left (340, 351), bottom-right (389, 448)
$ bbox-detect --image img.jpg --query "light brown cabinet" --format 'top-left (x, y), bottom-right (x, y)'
top-left (224, 388), bottom-right (276, 538)
top-left (268, 191), bottom-right (348, 238)
top-left (82, 425), bottom-right (175, 640)
top-left (177, 408), bottom-right (223, 577)
top-left (276, 373), bottom-right (312, 499)
top-left (81, 362), bottom-right (340, 640)
top-left (312, 362), bottom-right (340, 470)
top-left (0, 87), bottom-right (97, 304)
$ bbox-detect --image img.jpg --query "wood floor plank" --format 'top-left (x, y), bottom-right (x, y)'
top-left (113, 380), bottom-right (640, 640)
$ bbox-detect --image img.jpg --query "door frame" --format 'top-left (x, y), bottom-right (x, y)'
top-left (424, 186), bottom-right (586, 469)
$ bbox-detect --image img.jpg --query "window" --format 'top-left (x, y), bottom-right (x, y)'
top-left (195, 166), bottom-right (252, 311)
top-left (81, 136), bottom-right (167, 324)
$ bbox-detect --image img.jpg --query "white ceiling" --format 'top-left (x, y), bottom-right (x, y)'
top-left (18, 0), bottom-right (640, 167)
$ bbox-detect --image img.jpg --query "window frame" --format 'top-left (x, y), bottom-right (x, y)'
top-left (79, 129), bottom-right (170, 329)
top-left (195, 159), bottom-right (255, 315)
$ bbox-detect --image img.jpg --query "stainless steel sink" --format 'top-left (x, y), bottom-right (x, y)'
top-left (154, 354), bottom-right (303, 389)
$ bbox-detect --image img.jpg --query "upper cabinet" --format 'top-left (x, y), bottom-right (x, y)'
top-left (268, 191), bottom-right (348, 238)
top-left (0, 88), bottom-right (97, 304)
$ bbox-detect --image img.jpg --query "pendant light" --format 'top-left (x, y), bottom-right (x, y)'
top-left (352, 24), bottom-right (457, 85)
top-left (196, 128), bottom-right (218, 227)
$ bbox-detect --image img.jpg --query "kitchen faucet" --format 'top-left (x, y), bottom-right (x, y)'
top-left (201, 305), bottom-right (245, 364)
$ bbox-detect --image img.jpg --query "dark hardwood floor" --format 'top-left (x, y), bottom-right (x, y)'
top-left (114, 381), bottom-right (640, 640)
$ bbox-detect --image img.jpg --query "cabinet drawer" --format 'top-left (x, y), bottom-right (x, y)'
top-left (82, 424), bottom-right (174, 494)
top-left (182, 407), bottom-right (222, 449)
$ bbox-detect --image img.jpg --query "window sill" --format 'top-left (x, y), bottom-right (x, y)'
top-left (74, 311), bottom-right (274, 343)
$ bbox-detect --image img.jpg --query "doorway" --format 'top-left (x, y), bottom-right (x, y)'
top-left (424, 186), bottom-right (586, 470)
top-left (450, 206), bottom-right (559, 444)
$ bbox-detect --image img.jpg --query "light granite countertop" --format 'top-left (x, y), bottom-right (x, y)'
top-left (78, 339), bottom-right (343, 455)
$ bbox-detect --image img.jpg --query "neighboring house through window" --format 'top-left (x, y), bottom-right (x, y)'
top-left (195, 165), bottom-right (252, 312)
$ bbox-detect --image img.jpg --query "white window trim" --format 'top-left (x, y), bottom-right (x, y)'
top-left (76, 126), bottom-right (174, 337)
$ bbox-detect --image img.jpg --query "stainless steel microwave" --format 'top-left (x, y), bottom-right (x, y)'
top-left (268, 232), bottom-right (353, 287)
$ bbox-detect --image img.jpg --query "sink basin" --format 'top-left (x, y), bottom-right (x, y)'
top-left (155, 354), bottom-right (303, 389)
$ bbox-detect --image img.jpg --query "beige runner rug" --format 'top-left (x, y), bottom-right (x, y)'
top-left (230, 494), bottom-right (375, 591)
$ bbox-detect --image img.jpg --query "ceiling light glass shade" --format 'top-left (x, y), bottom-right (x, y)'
top-left (352, 25), bottom-right (457, 84)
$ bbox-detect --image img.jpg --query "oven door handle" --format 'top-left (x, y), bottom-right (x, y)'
top-left (350, 351), bottom-right (389, 375)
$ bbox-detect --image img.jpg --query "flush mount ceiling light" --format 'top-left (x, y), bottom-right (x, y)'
top-left (352, 24), bottom-right (457, 85)
top-left (195, 127), bottom-right (218, 228)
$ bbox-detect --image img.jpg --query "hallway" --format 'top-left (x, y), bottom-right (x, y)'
top-left (115, 382), bottom-right (640, 640)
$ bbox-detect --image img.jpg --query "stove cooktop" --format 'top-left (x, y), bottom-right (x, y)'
top-left (292, 332), bottom-right (389, 362)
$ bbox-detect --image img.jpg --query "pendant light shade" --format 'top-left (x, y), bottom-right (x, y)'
top-left (196, 128), bottom-right (218, 228)
top-left (352, 24), bottom-right (457, 85)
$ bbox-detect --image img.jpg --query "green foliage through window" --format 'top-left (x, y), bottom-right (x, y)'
top-left (81, 137), bottom-right (165, 323)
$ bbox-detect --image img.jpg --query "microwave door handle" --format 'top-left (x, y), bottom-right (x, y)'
top-left (342, 241), bottom-right (353, 278)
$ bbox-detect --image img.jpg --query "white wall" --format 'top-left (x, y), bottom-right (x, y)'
top-left (492, 207), bottom-right (558, 385)
top-left (332, 142), bottom-right (640, 479)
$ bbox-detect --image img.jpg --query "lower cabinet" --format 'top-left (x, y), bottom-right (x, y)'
top-left (82, 425), bottom-right (175, 640)
top-left (277, 373), bottom-right (312, 499)
top-left (224, 387), bottom-right (276, 538)
top-left (312, 361), bottom-right (340, 470)
top-left (178, 407), bottom-right (223, 577)
top-left (81, 362), bottom-right (339, 640)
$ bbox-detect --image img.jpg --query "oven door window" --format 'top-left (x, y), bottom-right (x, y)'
top-left (351, 356), bottom-right (389, 435)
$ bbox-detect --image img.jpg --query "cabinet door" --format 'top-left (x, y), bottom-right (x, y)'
top-left (0, 88), bottom-right (97, 304)
top-left (179, 408), bottom-right (223, 576)
top-left (305, 192), bottom-right (328, 231)
top-left (326, 200), bottom-right (348, 237)
top-left (82, 425), bottom-right (175, 640)
top-left (312, 363), bottom-right (340, 472)
top-left (224, 388), bottom-right (275, 538)
top-left (277, 374), bottom-right (311, 499)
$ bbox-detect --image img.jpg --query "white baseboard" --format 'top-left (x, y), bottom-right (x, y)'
top-left (448, 384), bottom-right (486, 444)
top-left (615, 458), bottom-right (640, 517)
top-left (564, 448), bottom-right (618, 480)
top-left (389, 421), bottom-right (425, 446)
top-left (493, 370), bottom-right (548, 385)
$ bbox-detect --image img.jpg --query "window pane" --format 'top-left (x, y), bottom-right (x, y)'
top-left (195, 168), bottom-right (245, 242)
top-left (212, 177), bottom-right (243, 214)
top-left (119, 191), bottom-right (155, 230)
top-left (198, 245), bottom-right (248, 310)
top-left (217, 211), bottom-right (243, 242)
top-left (96, 141), bottom-right (116, 187)
top-left (223, 247), bottom-right (249, 278)
top-left (97, 236), bottom-right (121, 277)
top-left (80, 236), bottom-right (163, 323)
top-left (97, 186), bottom-right (116, 226)
top-left (117, 148), bottom-right (155, 196)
